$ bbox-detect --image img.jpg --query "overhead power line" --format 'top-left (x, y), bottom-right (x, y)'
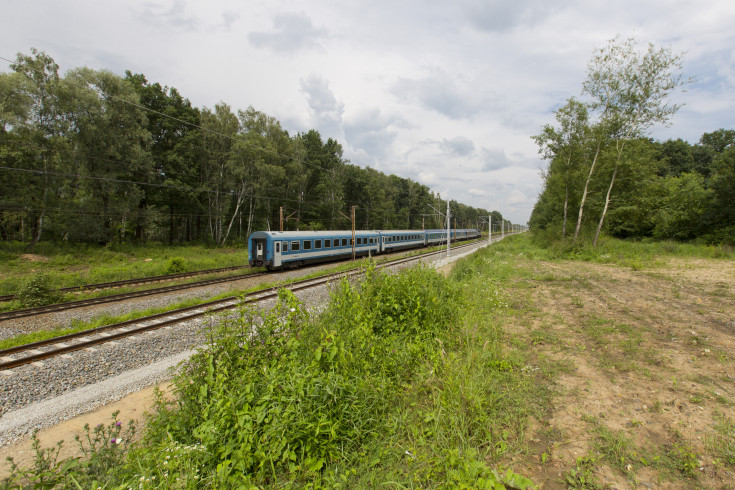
top-left (0, 53), bottom-right (386, 189)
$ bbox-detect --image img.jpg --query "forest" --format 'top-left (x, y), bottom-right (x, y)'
top-left (530, 37), bottom-right (734, 246)
top-left (0, 49), bottom-right (505, 249)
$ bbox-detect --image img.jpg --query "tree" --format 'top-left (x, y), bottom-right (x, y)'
top-left (125, 72), bottom-right (201, 243)
top-left (200, 103), bottom-right (239, 244)
top-left (532, 97), bottom-right (589, 237)
top-left (2, 49), bottom-right (68, 249)
top-left (654, 172), bottom-right (712, 240)
top-left (582, 36), bottom-right (686, 245)
top-left (64, 67), bottom-right (151, 243)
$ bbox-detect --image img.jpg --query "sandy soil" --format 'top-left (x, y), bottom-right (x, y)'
top-left (0, 382), bottom-right (172, 479)
top-left (501, 256), bottom-right (735, 489)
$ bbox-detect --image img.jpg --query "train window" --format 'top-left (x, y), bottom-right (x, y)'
top-left (303, 240), bottom-right (312, 250)
top-left (276, 242), bottom-right (280, 253)
top-left (291, 241), bottom-right (300, 251)
top-left (315, 240), bottom-right (322, 249)
top-left (341, 238), bottom-right (347, 247)
top-left (283, 242), bottom-right (288, 252)
top-left (325, 239), bottom-right (331, 248)
top-left (357, 237), bottom-right (362, 245)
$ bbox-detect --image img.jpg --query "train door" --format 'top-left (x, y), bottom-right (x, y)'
top-left (254, 239), bottom-right (266, 261)
top-left (273, 241), bottom-right (282, 268)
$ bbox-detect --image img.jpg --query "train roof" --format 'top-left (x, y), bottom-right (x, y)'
top-left (249, 230), bottom-right (379, 239)
top-left (248, 229), bottom-right (438, 239)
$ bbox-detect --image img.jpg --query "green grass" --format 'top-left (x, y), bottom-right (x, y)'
top-left (3, 243), bottom-right (542, 488)
top-left (7, 232), bottom-right (731, 487)
top-left (0, 241), bottom-right (252, 296)
top-left (530, 233), bottom-right (734, 267)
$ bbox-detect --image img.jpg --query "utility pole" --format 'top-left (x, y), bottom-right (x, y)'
top-left (351, 205), bottom-right (356, 261)
top-left (489, 215), bottom-right (492, 244)
top-left (446, 201), bottom-right (451, 257)
top-left (501, 220), bottom-right (504, 239)
top-left (339, 206), bottom-right (357, 260)
top-left (279, 206), bottom-right (299, 232)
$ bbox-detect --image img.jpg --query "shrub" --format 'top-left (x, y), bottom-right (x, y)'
top-left (165, 257), bottom-right (186, 275)
top-left (16, 273), bottom-right (59, 307)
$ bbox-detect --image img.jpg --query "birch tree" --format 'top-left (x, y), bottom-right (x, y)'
top-left (532, 97), bottom-right (589, 238)
top-left (583, 36), bottom-right (686, 245)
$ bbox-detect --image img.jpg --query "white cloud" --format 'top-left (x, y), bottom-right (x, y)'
top-left (440, 136), bottom-right (475, 157)
top-left (299, 75), bottom-right (345, 141)
top-left (248, 12), bottom-right (327, 54)
top-left (2, 0), bottom-right (734, 224)
top-left (481, 148), bottom-right (512, 172)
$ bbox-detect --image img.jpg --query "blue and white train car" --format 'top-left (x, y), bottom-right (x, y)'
top-left (248, 228), bottom-right (481, 270)
top-left (378, 230), bottom-right (426, 253)
top-left (249, 230), bottom-right (381, 270)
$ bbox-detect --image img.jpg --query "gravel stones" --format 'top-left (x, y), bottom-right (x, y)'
top-left (0, 242), bottom-right (491, 445)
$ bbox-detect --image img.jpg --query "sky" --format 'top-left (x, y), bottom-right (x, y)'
top-left (2, 0), bottom-right (734, 225)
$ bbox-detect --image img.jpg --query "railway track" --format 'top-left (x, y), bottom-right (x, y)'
top-left (0, 238), bottom-right (489, 322)
top-left (0, 242), bottom-right (480, 371)
top-left (0, 271), bottom-right (268, 322)
top-left (0, 265), bottom-right (251, 303)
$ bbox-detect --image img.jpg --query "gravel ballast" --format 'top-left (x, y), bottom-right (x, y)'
top-left (0, 238), bottom-right (501, 445)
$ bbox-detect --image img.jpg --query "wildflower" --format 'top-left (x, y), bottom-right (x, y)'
top-left (111, 438), bottom-right (117, 444)
top-left (116, 421), bottom-right (122, 427)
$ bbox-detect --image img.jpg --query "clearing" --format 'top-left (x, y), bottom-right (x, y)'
top-left (501, 250), bottom-right (735, 488)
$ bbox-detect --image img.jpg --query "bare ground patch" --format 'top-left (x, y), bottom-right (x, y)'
top-left (501, 258), bottom-right (735, 489)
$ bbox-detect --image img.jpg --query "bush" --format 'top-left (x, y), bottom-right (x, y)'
top-left (139, 263), bottom-right (464, 487)
top-left (164, 257), bottom-right (186, 275)
top-left (16, 273), bottom-right (59, 307)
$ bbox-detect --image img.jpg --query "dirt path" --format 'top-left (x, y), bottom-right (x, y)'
top-left (502, 256), bottom-right (735, 488)
top-left (0, 382), bottom-right (172, 479)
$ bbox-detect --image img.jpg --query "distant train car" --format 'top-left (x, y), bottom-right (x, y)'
top-left (378, 230), bottom-right (426, 253)
top-left (248, 228), bottom-right (481, 270)
top-left (249, 230), bottom-right (381, 270)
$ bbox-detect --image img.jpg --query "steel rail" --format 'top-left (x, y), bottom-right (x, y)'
top-left (0, 243), bottom-right (474, 370)
top-left (0, 265), bottom-right (251, 303)
top-left (0, 239), bottom-right (483, 322)
top-left (0, 271), bottom-right (268, 322)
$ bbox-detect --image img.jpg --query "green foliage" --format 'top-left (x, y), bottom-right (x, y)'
top-left (667, 442), bottom-right (699, 477)
top-left (2, 49), bottom-right (499, 247)
top-left (2, 411), bottom-right (134, 488)
top-left (564, 455), bottom-right (602, 489)
top-left (530, 34), bottom-right (734, 245)
top-left (0, 242), bottom-right (251, 296)
top-left (138, 263), bottom-right (492, 487)
top-left (654, 173), bottom-right (713, 240)
top-left (164, 256), bottom-right (187, 274)
top-left (2, 258), bottom-right (538, 487)
top-left (16, 273), bottom-right (60, 307)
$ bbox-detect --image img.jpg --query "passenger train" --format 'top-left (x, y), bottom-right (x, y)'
top-left (248, 229), bottom-right (480, 270)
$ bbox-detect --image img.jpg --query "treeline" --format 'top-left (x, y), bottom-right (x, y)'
top-left (0, 49), bottom-right (504, 248)
top-left (529, 37), bottom-right (734, 246)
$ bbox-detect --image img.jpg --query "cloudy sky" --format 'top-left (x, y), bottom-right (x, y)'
top-left (2, 0), bottom-right (734, 224)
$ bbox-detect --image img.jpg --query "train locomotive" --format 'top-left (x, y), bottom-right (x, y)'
top-left (248, 228), bottom-right (480, 270)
